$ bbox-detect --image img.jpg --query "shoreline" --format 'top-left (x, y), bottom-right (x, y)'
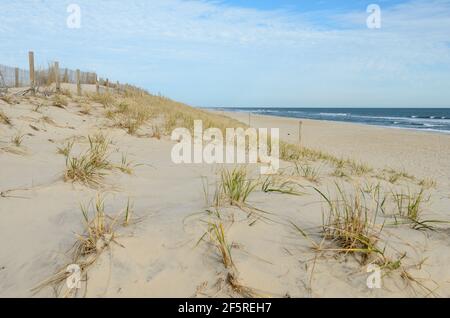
top-left (208, 108), bottom-right (450, 136)
top-left (213, 110), bottom-right (450, 186)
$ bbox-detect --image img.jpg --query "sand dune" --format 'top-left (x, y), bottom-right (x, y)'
top-left (1, 86), bottom-right (449, 298)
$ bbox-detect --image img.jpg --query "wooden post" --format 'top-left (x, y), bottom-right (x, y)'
top-left (63, 68), bottom-right (68, 83)
top-left (28, 51), bottom-right (35, 93)
top-left (76, 69), bottom-right (81, 96)
top-left (54, 62), bottom-right (60, 92)
top-left (298, 121), bottom-right (303, 147)
top-left (248, 112), bottom-right (251, 126)
top-left (14, 67), bottom-right (19, 88)
top-left (95, 73), bottom-right (99, 93)
top-left (105, 78), bottom-right (109, 92)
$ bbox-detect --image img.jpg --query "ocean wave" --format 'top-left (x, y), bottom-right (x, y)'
top-left (318, 112), bottom-right (348, 117)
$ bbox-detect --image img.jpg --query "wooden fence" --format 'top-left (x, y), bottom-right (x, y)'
top-left (0, 51), bottom-right (124, 96)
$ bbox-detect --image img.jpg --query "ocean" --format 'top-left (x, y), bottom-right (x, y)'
top-left (218, 108), bottom-right (450, 134)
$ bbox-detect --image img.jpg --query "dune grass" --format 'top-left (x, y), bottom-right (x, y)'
top-left (115, 153), bottom-right (134, 175)
top-left (52, 94), bottom-right (68, 108)
top-left (261, 176), bottom-right (304, 196)
top-left (11, 133), bottom-right (25, 147)
top-left (0, 95), bottom-right (14, 105)
top-left (383, 169), bottom-right (416, 184)
top-left (76, 196), bottom-right (116, 257)
top-left (195, 211), bottom-right (262, 297)
top-left (418, 178), bottom-right (437, 189)
top-left (293, 162), bottom-right (320, 183)
top-left (208, 222), bottom-right (234, 270)
top-left (315, 184), bottom-right (385, 263)
top-left (64, 135), bottom-right (111, 187)
top-left (348, 161), bottom-right (373, 176)
top-left (57, 140), bottom-right (75, 157)
top-left (219, 167), bottom-right (258, 206)
top-left (389, 188), bottom-right (446, 230)
top-left (0, 110), bottom-right (11, 126)
top-left (88, 92), bottom-right (115, 107)
top-left (33, 196), bottom-right (133, 296)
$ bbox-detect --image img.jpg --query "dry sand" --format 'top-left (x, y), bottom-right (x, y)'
top-left (221, 111), bottom-right (450, 188)
top-left (1, 87), bottom-right (449, 298)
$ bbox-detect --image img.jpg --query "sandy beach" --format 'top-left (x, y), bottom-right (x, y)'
top-left (219, 111), bottom-right (450, 187)
top-left (1, 86), bottom-right (450, 298)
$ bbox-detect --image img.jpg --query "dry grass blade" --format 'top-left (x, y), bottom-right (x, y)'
top-left (0, 110), bottom-right (11, 126)
top-left (261, 176), bottom-right (304, 196)
top-left (57, 140), bottom-right (75, 157)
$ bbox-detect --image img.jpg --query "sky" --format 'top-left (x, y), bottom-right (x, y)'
top-left (0, 0), bottom-right (449, 108)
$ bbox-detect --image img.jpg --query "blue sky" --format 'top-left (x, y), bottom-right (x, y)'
top-left (1, 0), bottom-right (449, 107)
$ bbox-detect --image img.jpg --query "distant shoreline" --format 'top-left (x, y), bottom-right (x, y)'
top-left (207, 107), bottom-right (450, 136)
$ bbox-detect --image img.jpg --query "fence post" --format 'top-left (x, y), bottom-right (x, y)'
top-left (14, 67), bottom-right (19, 88)
top-left (298, 121), bottom-right (303, 147)
top-left (54, 61), bottom-right (60, 92)
top-left (95, 73), bottom-right (99, 94)
top-left (28, 51), bottom-right (35, 93)
top-left (76, 69), bottom-right (81, 96)
top-left (63, 68), bottom-right (68, 83)
top-left (105, 78), bottom-right (109, 92)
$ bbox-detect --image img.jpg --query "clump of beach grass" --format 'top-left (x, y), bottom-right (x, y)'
top-left (0, 95), bottom-right (14, 104)
top-left (315, 184), bottom-right (385, 263)
top-left (79, 103), bottom-right (91, 115)
top-left (88, 92), bottom-right (115, 107)
top-left (383, 169), bottom-right (416, 184)
top-left (279, 142), bottom-right (329, 162)
top-left (348, 161), bottom-right (373, 176)
top-left (75, 196), bottom-right (117, 257)
top-left (208, 222), bottom-right (234, 269)
top-left (32, 196), bottom-right (133, 297)
top-left (11, 133), bottom-right (25, 147)
top-left (389, 188), bottom-right (446, 230)
top-left (52, 94), bottom-right (68, 108)
top-left (219, 167), bottom-right (258, 206)
top-left (115, 153), bottom-right (134, 175)
top-left (64, 135), bottom-right (111, 187)
top-left (151, 124), bottom-right (162, 139)
top-left (197, 219), bottom-right (261, 297)
top-left (293, 162), bottom-right (320, 183)
top-left (60, 88), bottom-right (72, 98)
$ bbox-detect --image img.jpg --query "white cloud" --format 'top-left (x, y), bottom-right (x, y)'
top-left (0, 0), bottom-right (449, 107)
